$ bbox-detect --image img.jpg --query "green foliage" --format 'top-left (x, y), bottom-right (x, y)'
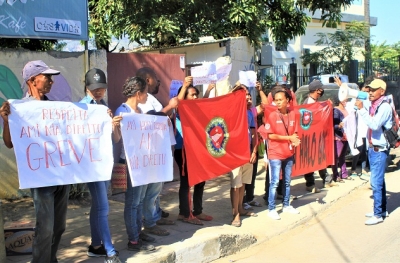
top-left (89, 0), bottom-right (352, 50)
top-left (0, 38), bottom-right (56, 51)
top-left (371, 41), bottom-right (400, 60)
top-left (301, 21), bottom-right (369, 74)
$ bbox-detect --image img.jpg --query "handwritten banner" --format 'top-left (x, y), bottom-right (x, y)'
top-left (239, 70), bottom-right (257, 88)
top-left (169, 80), bottom-right (183, 99)
top-left (8, 100), bottom-right (113, 189)
top-left (191, 63), bottom-right (217, 85)
top-left (216, 64), bottom-right (232, 81)
top-left (263, 101), bottom-right (335, 176)
top-left (120, 114), bottom-right (174, 187)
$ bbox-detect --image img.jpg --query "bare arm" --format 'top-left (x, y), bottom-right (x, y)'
top-left (1, 102), bottom-right (13, 149)
top-left (111, 115), bottom-right (122, 143)
top-left (177, 76), bottom-right (193, 101)
top-left (255, 81), bottom-right (267, 114)
top-left (203, 83), bottom-right (215, 98)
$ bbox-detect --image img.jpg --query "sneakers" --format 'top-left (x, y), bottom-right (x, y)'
top-left (127, 240), bottom-right (156, 251)
top-left (268, 210), bottom-right (281, 220)
top-left (365, 211), bottom-right (389, 218)
top-left (139, 232), bottom-right (156, 243)
top-left (104, 253), bottom-right (121, 263)
top-left (283, 206), bottom-right (300, 214)
top-left (87, 244), bottom-right (107, 257)
top-left (365, 216), bottom-right (383, 225)
top-left (243, 202), bottom-right (252, 210)
top-left (306, 186), bottom-right (321, 193)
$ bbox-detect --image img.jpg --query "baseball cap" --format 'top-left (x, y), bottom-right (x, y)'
top-left (308, 79), bottom-right (323, 92)
top-left (85, 68), bottom-right (108, 90)
top-left (367, 79), bottom-right (386, 91)
top-left (22, 60), bottom-right (60, 82)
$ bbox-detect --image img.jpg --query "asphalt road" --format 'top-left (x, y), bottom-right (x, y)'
top-left (215, 171), bottom-right (400, 263)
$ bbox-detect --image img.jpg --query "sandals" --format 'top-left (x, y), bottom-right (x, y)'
top-left (195, 213), bottom-right (213, 221)
top-left (243, 203), bottom-right (253, 210)
top-left (231, 220), bottom-right (241, 227)
top-left (344, 176), bottom-right (354, 180)
top-left (156, 218), bottom-right (175, 225)
top-left (239, 211), bottom-right (258, 217)
top-left (248, 200), bottom-right (262, 207)
top-left (335, 178), bottom-right (345, 183)
top-left (143, 225), bottom-right (170, 236)
top-left (182, 217), bottom-right (204, 225)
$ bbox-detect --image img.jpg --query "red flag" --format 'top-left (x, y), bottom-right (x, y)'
top-left (179, 90), bottom-right (250, 186)
top-left (263, 101), bottom-right (335, 176)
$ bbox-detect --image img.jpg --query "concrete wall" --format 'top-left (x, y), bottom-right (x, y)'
top-left (0, 49), bottom-right (106, 199)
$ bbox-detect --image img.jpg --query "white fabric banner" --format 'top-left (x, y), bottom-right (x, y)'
top-left (120, 113), bottom-right (174, 187)
top-left (8, 100), bottom-right (113, 189)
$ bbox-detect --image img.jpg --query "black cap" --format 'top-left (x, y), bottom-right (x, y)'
top-left (308, 79), bottom-right (323, 92)
top-left (85, 68), bottom-right (108, 90)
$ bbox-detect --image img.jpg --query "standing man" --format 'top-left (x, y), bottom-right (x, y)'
top-left (136, 67), bottom-right (178, 236)
top-left (0, 60), bottom-right (68, 263)
top-left (355, 79), bottom-right (391, 225)
top-left (302, 80), bottom-right (337, 192)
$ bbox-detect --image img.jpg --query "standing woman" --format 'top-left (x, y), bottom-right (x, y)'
top-left (332, 95), bottom-right (350, 182)
top-left (114, 77), bottom-right (156, 252)
top-left (80, 68), bottom-right (122, 263)
top-left (265, 88), bottom-right (301, 220)
top-left (174, 77), bottom-right (213, 225)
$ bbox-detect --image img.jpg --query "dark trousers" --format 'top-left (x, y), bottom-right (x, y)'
top-left (244, 152), bottom-right (259, 203)
top-left (31, 185), bottom-right (70, 263)
top-left (351, 138), bottom-right (368, 171)
top-left (304, 168), bottom-right (331, 187)
top-left (174, 149), bottom-right (205, 217)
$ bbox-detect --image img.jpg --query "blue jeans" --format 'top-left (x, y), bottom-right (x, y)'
top-left (368, 148), bottom-right (388, 217)
top-left (124, 178), bottom-right (145, 242)
top-left (268, 156), bottom-right (294, 210)
top-left (142, 182), bottom-right (162, 228)
top-left (87, 181), bottom-right (116, 257)
top-left (31, 185), bottom-right (69, 263)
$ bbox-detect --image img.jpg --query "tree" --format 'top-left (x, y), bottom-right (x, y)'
top-left (88, 0), bottom-right (353, 50)
top-left (0, 38), bottom-right (57, 51)
top-left (301, 21), bottom-right (369, 74)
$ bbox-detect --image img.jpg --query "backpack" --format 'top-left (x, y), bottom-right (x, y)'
top-left (377, 101), bottom-right (400, 148)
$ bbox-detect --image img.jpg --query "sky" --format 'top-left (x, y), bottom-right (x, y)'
top-left (370, 0), bottom-right (400, 45)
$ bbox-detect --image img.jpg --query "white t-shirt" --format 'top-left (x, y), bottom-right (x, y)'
top-left (138, 94), bottom-right (163, 113)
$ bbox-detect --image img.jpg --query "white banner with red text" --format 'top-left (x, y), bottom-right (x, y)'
top-left (8, 100), bottom-right (113, 189)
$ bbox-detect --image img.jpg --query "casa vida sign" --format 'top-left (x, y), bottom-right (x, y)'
top-left (0, 0), bottom-right (88, 40)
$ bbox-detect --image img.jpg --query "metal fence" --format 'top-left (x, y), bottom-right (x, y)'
top-left (361, 56), bottom-right (400, 82)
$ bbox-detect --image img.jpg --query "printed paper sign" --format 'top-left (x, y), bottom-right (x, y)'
top-left (169, 80), bottom-right (183, 99)
top-left (239, 70), bottom-right (257, 88)
top-left (191, 63), bottom-right (217, 85)
top-left (8, 100), bottom-right (113, 189)
top-left (120, 114), bottom-right (174, 187)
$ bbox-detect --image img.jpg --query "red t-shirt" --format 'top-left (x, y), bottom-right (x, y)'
top-left (265, 110), bottom-right (297, 160)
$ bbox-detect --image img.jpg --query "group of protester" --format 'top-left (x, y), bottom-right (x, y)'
top-left (0, 60), bottom-right (393, 263)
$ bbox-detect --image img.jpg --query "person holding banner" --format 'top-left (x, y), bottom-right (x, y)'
top-left (79, 68), bottom-right (122, 263)
top-left (265, 88), bottom-right (301, 220)
top-left (114, 76), bottom-right (158, 251)
top-left (174, 76), bottom-right (213, 225)
top-left (0, 60), bottom-right (68, 263)
top-left (302, 80), bottom-right (337, 192)
top-left (230, 84), bottom-right (258, 227)
top-left (355, 79), bottom-right (392, 225)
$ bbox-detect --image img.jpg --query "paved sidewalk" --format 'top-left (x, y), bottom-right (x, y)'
top-left (6, 148), bottom-right (400, 263)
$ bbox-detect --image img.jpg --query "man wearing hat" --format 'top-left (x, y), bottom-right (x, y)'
top-left (355, 79), bottom-right (392, 225)
top-left (302, 80), bottom-right (337, 192)
top-left (0, 60), bottom-right (68, 262)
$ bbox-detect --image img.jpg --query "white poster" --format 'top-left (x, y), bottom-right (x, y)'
top-left (120, 113), bottom-right (174, 187)
top-left (239, 70), bottom-right (257, 88)
top-left (216, 64), bottom-right (232, 81)
top-left (8, 100), bottom-right (113, 189)
top-left (191, 63), bottom-right (217, 85)
top-left (169, 80), bottom-right (183, 99)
